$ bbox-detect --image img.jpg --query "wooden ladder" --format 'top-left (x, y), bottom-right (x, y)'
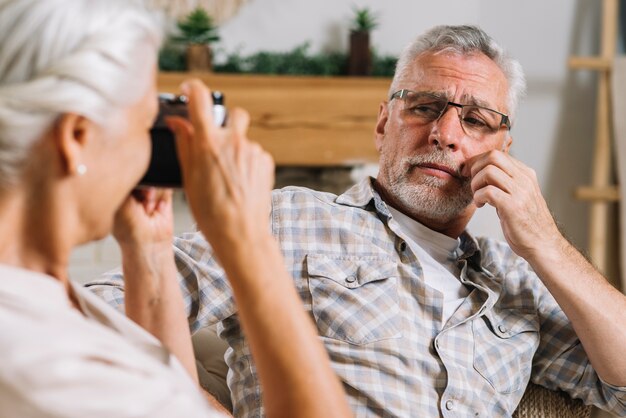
top-left (569, 0), bottom-right (620, 274)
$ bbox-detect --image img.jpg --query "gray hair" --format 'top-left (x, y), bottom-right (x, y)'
top-left (0, 0), bottom-right (162, 189)
top-left (390, 25), bottom-right (526, 123)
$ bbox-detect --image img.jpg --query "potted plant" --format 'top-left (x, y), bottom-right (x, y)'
top-left (174, 7), bottom-right (220, 72)
top-left (348, 6), bottom-right (379, 76)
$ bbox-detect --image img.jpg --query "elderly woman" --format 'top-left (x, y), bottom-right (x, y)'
top-left (0, 1), bottom-right (350, 417)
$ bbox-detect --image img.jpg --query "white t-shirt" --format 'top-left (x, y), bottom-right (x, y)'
top-left (387, 207), bottom-right (470, 324)
top-left (0, 264), bottom-right (224, 418)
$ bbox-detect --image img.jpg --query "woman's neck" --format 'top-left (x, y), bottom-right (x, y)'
top-left (0, 186), bottom-right (74, 287)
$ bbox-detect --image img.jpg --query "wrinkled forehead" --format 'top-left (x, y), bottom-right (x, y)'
top-left (399, 51), bottom-right (510, 113)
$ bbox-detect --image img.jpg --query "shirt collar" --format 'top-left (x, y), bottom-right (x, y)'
top-left (0, 264), bottom-right (71, 310)
top-left (335, 177), bottom-right (395, 222)
top-left (458, 231), bottom-right (484, 268)
top-left (335, 177), bottom-right (485, 268)
top-left (335, 176), bottom-right (380, 207)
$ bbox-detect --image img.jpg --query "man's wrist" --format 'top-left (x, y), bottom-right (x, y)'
top-left (523, 233), bottom-right (573, 276)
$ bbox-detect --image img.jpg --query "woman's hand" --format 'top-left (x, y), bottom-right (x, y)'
top-left (166, 79), bottom-right (275, 250)
top-left (112, 188), bottom-right (174, 249)
top-left (112, 187), bottom-right (175, 291)
top-left (167, 79), bottom-right (351, 418)
top-left (112, 187), bottom-right (200, 383)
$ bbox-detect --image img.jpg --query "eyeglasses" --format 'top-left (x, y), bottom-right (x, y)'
top-left (389, 89), bottom-right (511, 139)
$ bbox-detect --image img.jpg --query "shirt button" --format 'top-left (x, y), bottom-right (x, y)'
top-left (345, 275), bottom-right (357, 284)
top-left (498, 325), bottom-right (507, 334)
top-left (445, 399), bottom-right (455, 411)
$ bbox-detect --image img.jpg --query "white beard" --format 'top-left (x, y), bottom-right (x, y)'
top-left (380, 150), bottom-right (474, 223)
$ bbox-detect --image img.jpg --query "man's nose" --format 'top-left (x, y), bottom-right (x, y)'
top-left (428, 106), bottom-right (464, 150)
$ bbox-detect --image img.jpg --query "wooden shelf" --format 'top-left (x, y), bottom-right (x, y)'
top-left (575, 186), bottom-right (620, 202)
top-left (158, 72), bottom-right (390, 166)
top-left (568, 56), bottom-right (612, 71)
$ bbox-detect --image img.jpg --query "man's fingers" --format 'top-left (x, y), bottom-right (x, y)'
top-left (463, 150), bottom-right (516, 179)
top-left (473, 184), bottom-right (509, 209)
top-left (470, 164), bottom-right (514, 195)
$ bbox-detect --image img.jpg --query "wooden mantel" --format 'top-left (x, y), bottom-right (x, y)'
top-left (157, 72), bottom-right (391, 166)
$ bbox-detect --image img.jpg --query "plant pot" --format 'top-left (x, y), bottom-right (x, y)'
top-left (348, 31), bottom-right (372, 76)
top-left (186, 44), bottom-right (212, 72)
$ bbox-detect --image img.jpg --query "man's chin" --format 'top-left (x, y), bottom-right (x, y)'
top-left (394, 183), bottom-right (473, 221)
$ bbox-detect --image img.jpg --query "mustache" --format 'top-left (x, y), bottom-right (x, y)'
top-left (402, 152), bottom-right (469, 180)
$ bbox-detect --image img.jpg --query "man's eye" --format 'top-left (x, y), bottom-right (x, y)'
top-left (462, 115), bottom-right (487, 127)
top-left (408, 103), bottom-right (441, 117)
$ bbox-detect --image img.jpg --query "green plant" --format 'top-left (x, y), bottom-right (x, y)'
top-left (371, 51), bottom-right (397, 76)
top-left (160, 42), bottom-right (397, 77)
top-left (351, 6), bottom-right (379, 33)
top-left (173, 7), bottom-right (220, 45)
top-left (158, 42), bottom-right (186, 71)
top-left (213, 43), bottom-right (350, 76)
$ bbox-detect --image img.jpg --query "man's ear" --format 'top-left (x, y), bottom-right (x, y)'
top-left (502, 134), bottom-right (513, 153)
top-left (374, 101), bottom-right (389, 152)
top-left (54, 113), bottom-right (91, 176)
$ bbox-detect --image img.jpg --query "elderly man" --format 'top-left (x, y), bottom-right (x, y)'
top-left (89, 25), bottom-right (626, 417)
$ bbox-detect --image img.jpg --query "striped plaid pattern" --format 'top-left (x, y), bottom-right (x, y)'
top-left (87, 178), bottom-right (626, 417)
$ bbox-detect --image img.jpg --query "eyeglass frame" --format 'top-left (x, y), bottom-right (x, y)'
top-left (389, 89), bottom-right (512, 135)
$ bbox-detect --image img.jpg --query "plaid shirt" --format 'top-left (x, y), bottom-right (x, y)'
top-left (87, 178), bottom-right (626, 417)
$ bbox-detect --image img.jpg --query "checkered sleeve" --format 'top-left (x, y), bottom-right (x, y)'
top-left (86, 231), bottom-right (237, 333)
top-left (529, 268), bottom-right (626, 415)
top-left (84, 267), bottom-right (126, 314)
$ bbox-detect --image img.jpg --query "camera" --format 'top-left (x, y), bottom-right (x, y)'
top-left (139, 91), bottom-right (227, 187)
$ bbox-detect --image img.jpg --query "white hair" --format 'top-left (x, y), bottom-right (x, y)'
top-left (0, 0), bottom-right (162, 189)
top-left (390, 25), bottom-right (526, 123)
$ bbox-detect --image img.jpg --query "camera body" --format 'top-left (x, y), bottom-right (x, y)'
top-left (139, 92), bottom-right (226, 187)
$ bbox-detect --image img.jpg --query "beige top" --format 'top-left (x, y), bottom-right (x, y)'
top-left (0, 264), bottom-right (223, 418)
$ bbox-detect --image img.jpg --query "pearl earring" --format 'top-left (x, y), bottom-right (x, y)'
top-left (76, 164), bottom-right (87, 176)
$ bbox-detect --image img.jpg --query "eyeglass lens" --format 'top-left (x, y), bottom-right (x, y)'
top-left (398, 92), bottom-right (503, 138)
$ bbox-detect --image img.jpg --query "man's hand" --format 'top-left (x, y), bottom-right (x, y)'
top-left (463, 150), bottom-right (564, 260)
top-left (464, 150), bottom-right (626, 388)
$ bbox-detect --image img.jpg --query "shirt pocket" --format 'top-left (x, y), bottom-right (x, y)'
top-left (472, 308), bottom-right (540, 394)
top-left (306, 254), bottom-right (401, 345)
